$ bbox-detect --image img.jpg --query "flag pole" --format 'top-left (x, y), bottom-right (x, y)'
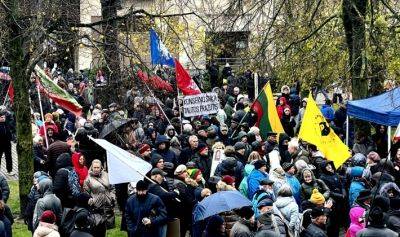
top-left (388, 126), bottom-right (391, 160)
top-left (230, 82), bottom-right (269, 139)
top-left (177, 87), bottom-right (184, 135)
top-left (36, 83), bottom-right (49, 148)
top-left (142, 80), bottom-right (172, 126)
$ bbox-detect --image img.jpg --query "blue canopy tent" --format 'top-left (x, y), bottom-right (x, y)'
top-left (346, 87), bottom-right (400, 158)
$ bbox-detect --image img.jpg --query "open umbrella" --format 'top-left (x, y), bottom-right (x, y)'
top-left (99, 119), bottom-right (132, 138)
top-left (193, 191), bottom-right (251, 222)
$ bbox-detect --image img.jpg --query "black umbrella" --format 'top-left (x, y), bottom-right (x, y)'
top-left (99, 119), bottom-right (132, 138)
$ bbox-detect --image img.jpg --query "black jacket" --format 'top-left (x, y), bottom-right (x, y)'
top-left (301, 223), bottom-right (327, 237)
top-left (53, 153), bottom-right (75, 208)
top-left (0, 175), bottom-right (9, 203)
top-left (148, 181), bottom-right (179, 219)
top-left (0, 122), bottom-right (12, 145)
top-left (190, 153), bottom-right (212, 181)
top-left (386, 209), bottom-right (400, 232)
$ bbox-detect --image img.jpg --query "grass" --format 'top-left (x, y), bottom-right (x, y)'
top-left (9, 180), bottom-right (126, 236)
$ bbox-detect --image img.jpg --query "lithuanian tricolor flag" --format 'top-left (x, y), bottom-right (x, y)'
top-left (34, 65), bottom-right (82, 116)
top-left (251, 82), bottom-right (284, 139)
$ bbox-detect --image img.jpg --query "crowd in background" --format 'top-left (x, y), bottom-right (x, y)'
top-left (0, 63), bottom-right (400, 237)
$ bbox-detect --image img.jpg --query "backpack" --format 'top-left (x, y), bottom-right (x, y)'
top-left (62, 168), bottom-right (81, 198)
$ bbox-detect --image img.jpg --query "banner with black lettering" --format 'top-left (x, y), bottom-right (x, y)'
top-left (183, 92), bottom-right (220, 117)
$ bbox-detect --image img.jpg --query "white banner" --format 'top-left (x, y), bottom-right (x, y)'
top-left (183, 92), bottom-right (220, 117)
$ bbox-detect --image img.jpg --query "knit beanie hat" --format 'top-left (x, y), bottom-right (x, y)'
top-left (309, 189), bottom-right (325, 205)
top-left (221, 175), bottom-right (235, 186)
top-left (138, 144), bottom-right (151, 155)
top-left (188, 168), bottom-right (202, 180)
top-left (40, 210), bottom-right (56, 223)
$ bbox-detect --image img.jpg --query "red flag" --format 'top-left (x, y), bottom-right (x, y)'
top-left (174, 59), bottom-right (201, 95)
top-left (7, 81), bottom-right (14, 104)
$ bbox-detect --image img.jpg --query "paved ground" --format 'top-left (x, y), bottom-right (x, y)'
top-left (1, 143), bottom-right (18, 181)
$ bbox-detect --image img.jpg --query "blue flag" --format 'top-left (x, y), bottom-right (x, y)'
top-left (150, 29), bottom-right (175, 67)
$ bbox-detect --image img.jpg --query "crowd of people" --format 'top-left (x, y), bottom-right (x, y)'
top-left (0, 64), bottom-right (400, 237)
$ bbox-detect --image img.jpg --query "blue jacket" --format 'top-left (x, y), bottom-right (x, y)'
top-left (153, 135), bottom-right (178, 165)
top-left (321, 105), bottom-right (335, 121)
top-left (285, 173), bottom-right (301, 207)
top-left (125, 193), bottom-right (167, 237)
top-left (247, 169), bottom-right (269, 199)
top-left (349, 180), bottom-right (366, 207)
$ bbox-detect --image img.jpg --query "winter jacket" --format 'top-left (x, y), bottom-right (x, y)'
top-left (301, 223), bottom-right (327, 237)
top-left (0, 215), bottom-right (11, 237)
top-left (46, 140), bottom-right (70, 178)
top-left (386, 209), bottom-right (400, 233)
top-left (70, 229), bottom-right (93, 237)
top-left (148, 181), bottom-right (179, 220)
top-left (214, 157), bottom-right (244, 188)
top-left (239, 164), bottom-right (255, 197)
top-left (300, 169), bottom-right (330, 201)
top-left (71, 152), bottom-right (88, 187)
top-left (280, 114), bottom-right (295, 138)
top-left (247, 169), bottom-right (269, 199)
top-left (276, 97), bottom-right (289, 119)
top-left (0, 175), bottom-right (9, 203)
top-left (349, 180), bottom-right (366, 207)
top-left (257, 211), bottom-right (286, 237)
top-left (285, 173), bottom-right (301, 206)
top-left (33, 222), bottom-right (60, 237)
top-left (152, 135), bottom-right (178, 165)
top-left (230, 219), bottom-right (255, 237)
top-left (83, 170), bottom-right (115, 226)
top-left (33, 144), bottom-right (47, 172)
top-left (190, 153), bottom-right (212, 181)
top-left (269, 170), bottom-right (288, 197)
top-left (379, 182), bottom-right (400, 199)
top-left (320, 105), bottom-right (335, 121)
top-left (125, 193), bottom-right (167, 237)
top-left (319, 161), bottom-right (345, 200)
top-left (347, 206), bottom-right (365, 237)
top-left (273, 197), bottom-right (299, 232)
top-left (53, 153), bottom-right (76, 208)
top-left (356, 226), bottom-right (397, 237)
top-left (33, 180), bottom-right (62, 229)
top-left (179, 147), bottom-right (197, 165)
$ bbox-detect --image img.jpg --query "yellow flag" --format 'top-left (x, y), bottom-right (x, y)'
top-left (298, 94), bottom-right (350, 168)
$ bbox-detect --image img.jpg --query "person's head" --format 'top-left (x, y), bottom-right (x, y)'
top-left (197, 143), bottom-right (209, 156)
top-left (189, 169), bottom-right (203, 183)
top-left (33, 136), bottom-right (43, 146)
top-left (277, 185), bottom-right (293, 197)
top-left (189, 135), bottom-right (199, 149)
top-left (46, 128), bottom-right (54, 137)
top-left (206, 215), bottom-right (226, 235)
top-left (221, 175), bottom-right (235, 187)
top-left (136, 180), bottom-right (148, 199)
top-left (233, 87), bottom-right (240, 95)
top-left (151, 168), bottom-right (166, 184)
top-left (309, 189), bottom-right (326, 206)
top-left (254, 160), bottom-right (267, 173)
top-left (174, 165), bottom-right (188, 180)
top-left (287, 138), bottom-right (299, 154)
top-left (325, 162), bottom-right (334, 173)
top-left (302, 169), bottom-right (314, 184)
top-left (248, 151), bottom-right (261, 163)
top-left (158, 142), bottom-right (166, 151)
top-left (283, 107), bottom-right (291, 116)
top-left (40, 210), bottom-right (57, 224)
top-left (0, 114), bottom-right (5, 123)
top-left (281, 85), bottom-right (290, 95)
top-left (396, 148), bottom-right (400, 161)
top-left (139, 144), bottom-right (151, 159)
top-left (368, 206), bottom-right (385, 226)
top-left (301, 98), bottom-right (307, 107)
top-left (234, 142), bottom-right (246, 156)
top-left (279, 97), bottom-right (286, 105)
top-left (282, 162), bottom-right (295, 175)
top-left (260, 178), bottom-right (274, 192)
top-left (220, 124), bottom-right (228, 135)
top-left (78, 154), bottom-right (85, 166)
top-left (267, 132), bottom-right (277, 143)
top-left (311, 207), bottom-right (327, 226)
top-left (90, 159), bottom-right (102, 176)
top-left (257, 199), bottom-right (274, 214)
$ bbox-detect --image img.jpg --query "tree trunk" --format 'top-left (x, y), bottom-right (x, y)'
top-left (6, 0), bottom-right (34, 214)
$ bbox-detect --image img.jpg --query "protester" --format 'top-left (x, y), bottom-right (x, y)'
top-left (0, 111), bottom-right (14, 175)
top-left (33, 179), bottom-right (62, 229)
top-left (301, 207), bottom-right (328, 237)
top-left (33, 210), bottom-right (60, 237)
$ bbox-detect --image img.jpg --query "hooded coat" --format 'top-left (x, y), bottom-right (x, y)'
top-left (276, 97), bottom-right (289, 119)
top-left (247, 169), bottom-right (269, 199)
top-left (214, 157), bottom-right (244, 188)
top-left (273, 196), bottom-right (299, 232)
top-left (32, 179), bottom-right (62, 230)
top-left (319, 161), bottom-right (345, 199)
top-left (71, 152), bottom-right (88, 187)
top-left (278, 133), bottom-right (291, 163)
top-left (346, 206), bottom-right (365, 237)
top-left (239, 164), bottom-right (255, 197)
top-left (300, 169), bottom-right (330, 201)
top-left (53, 153), bottom-right (77, 208)
top-left (152, 135), bottom-right (178, 165)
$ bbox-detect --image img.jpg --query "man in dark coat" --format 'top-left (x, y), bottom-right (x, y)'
top-left (47, 137), bottom-right (70, 178)
top-left (152, 135), bottom-right (178, 166)
top-left (301, 207), bottom-right (328, 237)
top-left (53, 153), bottom-right (79, 208)
top-left (190, 143), bottom-right (212, 181)
top-left (125, 180), bottom-right (167, 237)
top-left (0, 111), bottom-right (13, 175)
top-left (148, 168), bottom-right (180, 220)
top-left (357, 207), bottom-right (397, 237)
top-left (179, 135), bottom-right (199, 165)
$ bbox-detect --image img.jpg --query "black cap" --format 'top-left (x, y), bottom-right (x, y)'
top-left (260, 178), bottom-right (274, 185)
top-left (311, 207), bottom-right (326, 218)
top-left (282, 162), bottom-right (294, 172)
top-left (267, 132), bottom-right (277, 137)
top-left (136, 180), bottom-right (148, 191)
top-left (254, 160), bottom-right (267, 170)
top-left (151, 168), bottom-right (167, 176)
top-left (357, 189), bottom-right (372, 202)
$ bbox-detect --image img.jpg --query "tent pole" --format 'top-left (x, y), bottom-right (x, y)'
top-left (345, 116), bottom-right (349, 146)
top-left (388, 126), bottom-right (391, 160)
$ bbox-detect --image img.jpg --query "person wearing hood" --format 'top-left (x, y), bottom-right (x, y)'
top-left (224, 96), bottom-right (235, 124)
top-left (190, 143), bottom-right (212, 182)
top-left (152, 135), bottom-right (178, 166)
top-left (276, 97), bottom-right (289, 119)
top-left (346, 206), bottom-right (365, 237)
top-left (53, 153), bottom-right (79, 208)
top-left (347, 154), bottom-right (368, 207)
top-left (386, 198), bottom-right (400, 232)
top-left (33, 210), bottom-right (60, 237)
top-left (214, 147), bottom-right (244, 189)
top-left (239, 151), bottom-right (260, 197)
top-left (33, 179), bottom-right (62, 230)
top-left (203, 215), bottom-right (227, 237)
top-left (280, 107), bottom-right (295, 137)
top-left (300, 169), bottom-right (330, 201)
top-left (165, 125), bottom-right (177, 140)
top-left (248, 160), bottom-right (270, 199)
top-left (319, 161), bottom-right (345, 237)
top-left (145, 127), bottom-right (158, 148)
top-left (276, 85), bottom-right (291, 107)
top-left (273, 185), bottom-right (299, 235)
top-left (320, 99), bottom-right (335, 122)
top-left (70, 211), bottom-right (94, 237)
top-left (83, 159), bottom-right (116, 237)
top-left (218, 124), bottom-right (232, 146)
top-left (379, 182), bottom-right (400, 200)
top-left (356, 207), bottom-right (397, 237)
top-left (234, 140), bottom-right (249, 165)
top-left (278, 133), bottom-right (291, 163)
top-left (71, 152), bottom-right (88, 187)
top-left (125, 180), bottom-right (167, 237)
top-left (25, 172), bottom-right (48, 233)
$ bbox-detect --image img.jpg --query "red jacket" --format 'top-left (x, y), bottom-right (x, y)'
top-left (71, 152), bottom-right (88, 187)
